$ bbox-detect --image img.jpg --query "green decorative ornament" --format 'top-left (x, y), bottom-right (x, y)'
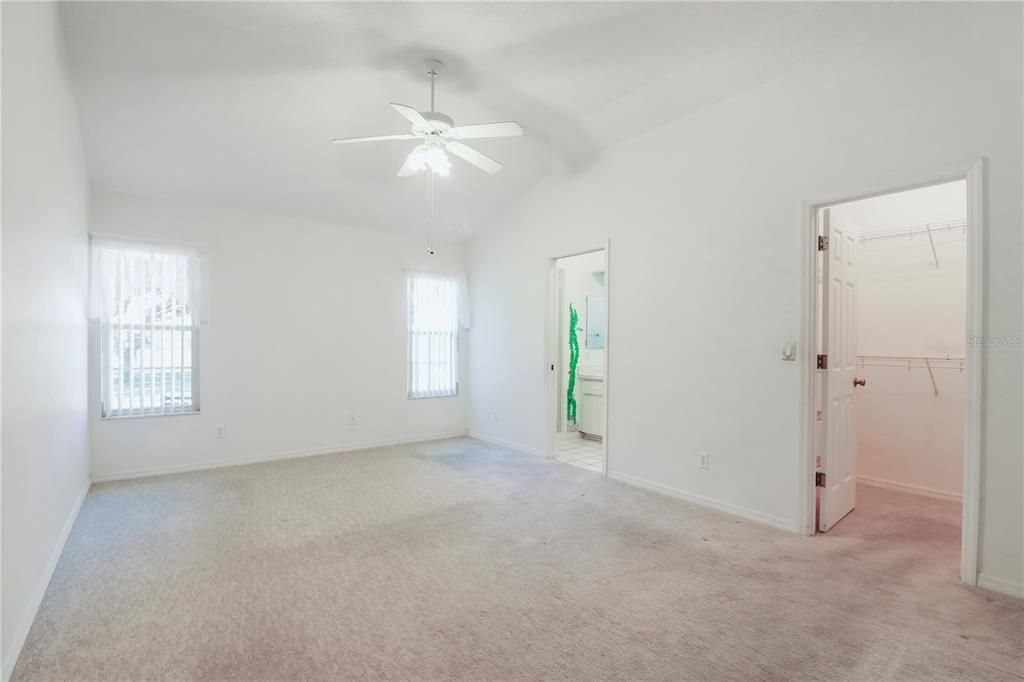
top-left (566, 303), bottom-right (579, 425)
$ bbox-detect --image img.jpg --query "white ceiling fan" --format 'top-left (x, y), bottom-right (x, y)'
top-left (331, 59), bottom-right (523, 176)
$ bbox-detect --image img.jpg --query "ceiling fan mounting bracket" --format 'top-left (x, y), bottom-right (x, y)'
top-left (424, 59), bottom-right (445, 78)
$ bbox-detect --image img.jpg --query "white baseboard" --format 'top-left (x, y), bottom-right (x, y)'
top-left (857, 475), bottom-right (962, 502)
top-left (607, 471), bottom-right (802, 534)
top-left (467, 432), bottom-right (544, 458)
top-left (90, 431), bottom-right (468, 483)
top-left (977, 573), bottom-right (1024, 600)
top-left (3, 480), bottom-right (91, 682)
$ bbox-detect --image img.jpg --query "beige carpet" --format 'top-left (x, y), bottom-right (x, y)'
top-left (13, 438), bottom-right (1023, 680)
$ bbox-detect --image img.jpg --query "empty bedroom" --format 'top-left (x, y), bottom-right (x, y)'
top-left (1, 1), bottom-right (1021, 680)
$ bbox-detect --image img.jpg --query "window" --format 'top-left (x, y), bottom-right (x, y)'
top-left (90, 238), bottom-right (203, 417)
top-left (407, 272), bottom-right (461, 399)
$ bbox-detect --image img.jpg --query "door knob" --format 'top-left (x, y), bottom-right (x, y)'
top-left (853, 377), bottom-right (866, 387)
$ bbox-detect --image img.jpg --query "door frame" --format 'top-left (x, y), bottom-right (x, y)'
top-left (799, 160), bottom-right (985, 587)
top-left (544, 240), bottom-right (611, 477)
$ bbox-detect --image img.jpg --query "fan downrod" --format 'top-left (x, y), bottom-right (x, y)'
top-left (421, 59), bottom-right (449, 128)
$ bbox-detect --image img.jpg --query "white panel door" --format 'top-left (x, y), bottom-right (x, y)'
top-left (819, 208), bottom-right (860, 532)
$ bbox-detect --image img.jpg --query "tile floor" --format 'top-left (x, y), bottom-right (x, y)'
top-left (554, 431), bottom-right (604, 472)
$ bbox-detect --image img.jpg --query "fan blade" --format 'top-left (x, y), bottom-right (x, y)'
top-left (448, 121), bottom-right (524, 139)
top-left (397, 154), bottom-right (420, 177)
top-left (446, 141), bottom-right (503, 174)
top-left (390, 103), bottom-right (429, 128)
top-left (330, 134), bottom-right (418, 145)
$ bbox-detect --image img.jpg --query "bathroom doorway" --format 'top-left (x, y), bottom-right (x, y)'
top-left (546, 248), bottom-right (608, 474)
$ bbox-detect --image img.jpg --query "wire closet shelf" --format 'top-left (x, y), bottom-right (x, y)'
top-left (858, 219), bottom-right (966, 243)
top-left (858, 218), bottom-right (966, 269)
top-left (856, 354), bottom-right (964, 396)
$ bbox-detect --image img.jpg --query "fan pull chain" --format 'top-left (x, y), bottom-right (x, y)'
top-left (427, 167), bottom-right (436, 255)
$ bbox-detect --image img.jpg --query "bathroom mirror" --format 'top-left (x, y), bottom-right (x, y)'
top-left (586, 296), bottom-right (605, 348)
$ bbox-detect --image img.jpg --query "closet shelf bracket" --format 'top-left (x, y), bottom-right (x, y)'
top-left (925, 222), bottom-right (940, 269)
top-left (925, 358), bottom-right (938, 396)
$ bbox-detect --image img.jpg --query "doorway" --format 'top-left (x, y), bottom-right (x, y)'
top-left (808, 174), bottom-right (982, 583)
top-left (547, 249), bottom-right (608, 474)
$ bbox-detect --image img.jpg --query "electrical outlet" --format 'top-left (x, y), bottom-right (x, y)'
top-left (349, 415), bottom-right (358, 427)
top-left (493, 410), bottom-right (500, 423)
top-left (216, 425), bottom-right (225, 439)
top-left (698, 452), bottom-right (709, 470)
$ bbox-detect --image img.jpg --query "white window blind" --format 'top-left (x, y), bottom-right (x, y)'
top-left (407, 272), bottom-right (461, 399)
top-left (90, 237), bottom-right (203, 418)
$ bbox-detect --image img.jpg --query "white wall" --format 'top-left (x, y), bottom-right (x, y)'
top-left (88, 194), bottom-right (468, 480)
top-left (832, 182), bottom-right (967, 499)
top-left (467, 4), bottom-right (1022, 592)
top-left (1, 3), bottom-right (92, 676)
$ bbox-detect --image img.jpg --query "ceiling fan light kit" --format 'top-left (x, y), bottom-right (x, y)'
top-left (330, 58), bottom-right (524, 177)
top-left (406, 143), bottom-right (451, 176)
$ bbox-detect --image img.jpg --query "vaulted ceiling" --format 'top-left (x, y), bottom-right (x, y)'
top-left (59, 1), bottom-right (934, 240)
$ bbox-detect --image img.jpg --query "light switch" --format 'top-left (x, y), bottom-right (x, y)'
top-left (782, 342), bottom-right (797, 361)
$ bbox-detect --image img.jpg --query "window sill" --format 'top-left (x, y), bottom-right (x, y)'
top-left (407, 393), bottom-right (459, 400)
top-left (102, 409), bottom-right (200, 421)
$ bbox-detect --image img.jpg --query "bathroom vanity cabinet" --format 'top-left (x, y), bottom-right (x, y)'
top-left (577, 374), bottom-right (604, 440)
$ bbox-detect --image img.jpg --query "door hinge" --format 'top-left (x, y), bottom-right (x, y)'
top-left (816, 471), bottom-right (826, 487)
top-left (818, 235), bottom-right (829, 251)
top-left (817, 354), bottom-right (828, 370)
